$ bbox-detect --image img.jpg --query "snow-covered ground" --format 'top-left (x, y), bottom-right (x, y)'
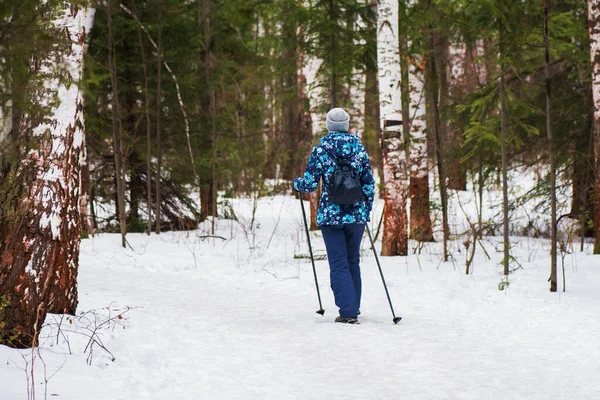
top-left (2, 182), bottom-right (600, 399)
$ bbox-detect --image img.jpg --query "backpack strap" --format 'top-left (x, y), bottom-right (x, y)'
top-left (322, 147), bottom-right (354, 168)
top-left (322, 147), bottom-right (342, 168)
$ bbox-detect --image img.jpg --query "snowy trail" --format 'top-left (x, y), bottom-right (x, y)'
top-left (29, 239), bottom-right (600, 398)
top-left (2, 194), bottom-right (600, 399)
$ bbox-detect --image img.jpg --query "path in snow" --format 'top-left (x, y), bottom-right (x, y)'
top-left (2, 194), bottom-right (600, 399)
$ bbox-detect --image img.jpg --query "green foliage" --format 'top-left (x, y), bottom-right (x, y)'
top-left (11, 0), bottom-right (587, 238)
top-left (422, 0), bottom-right (591, 178)
top-left (305, 0), bottom-right (376, 110)
top-left (0, 1), bottom-right (74, 147)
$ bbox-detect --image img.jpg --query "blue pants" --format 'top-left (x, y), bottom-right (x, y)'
top-left (320, 224), bottom-right (365, 318)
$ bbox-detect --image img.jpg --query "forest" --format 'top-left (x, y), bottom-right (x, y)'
top-left (0, 0), bottom-right (599, 382)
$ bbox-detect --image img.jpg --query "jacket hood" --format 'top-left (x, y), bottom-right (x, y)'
top-left (319, 132), bottom-right (360, 160)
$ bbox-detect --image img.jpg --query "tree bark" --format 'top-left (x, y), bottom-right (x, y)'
top-left (588, 0), bottom-right (600, 254)
top-left (0, 5), bottom-right (91, 347)
top-left (403, 41), bottom-right (433, 242)
top-left (378, 0), bottom-right (408, 255)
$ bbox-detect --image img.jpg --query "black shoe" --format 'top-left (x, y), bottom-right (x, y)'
top-left (335, 316), bottom-right (359, 324)
top-left (358, 310), bottom-right (361, 316)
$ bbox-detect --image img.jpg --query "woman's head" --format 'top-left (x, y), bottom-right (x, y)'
top-left (326, 108), bottom-right (350, 133)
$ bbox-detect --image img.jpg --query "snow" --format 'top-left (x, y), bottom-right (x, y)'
top-left (1, 180), bottom-right (600, 399)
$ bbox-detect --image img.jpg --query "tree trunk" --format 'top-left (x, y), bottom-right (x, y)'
top-left (0, 5), bottom-right (91, 347)
top-left (402, 54), bottom-right (433, 242)
top-left (570, 107), bottom-right (593, 221)
top-left (127, 151), bottom-right (145, 231)
top-left (329, 0), bottom-right (337, 107)
top-left (365, 0), bottom-right (383, 195)
top-left (499, 26), bottom-right (510, 276)
top-left (402, 36), bottom-right (433, 242)
top-left (297, 23), bottom-right (313, 179)
top-left (136, 13), bottom-right (152, 235)
top-left (281, 13), bottom-right (299, 181)
top-left (425, 13), bottom-right (449, 260)
top-left (262, 14), bottom-right (278, 181)
top-left (79, 6), bottom-right (93, 239)
top-left (80, 156), bottom-right (91, 238)
top-left (588, 0), bottom-right (600, 254)
top-left (200, 184), bottom-right (215, 219)
top-left (211, 89), bottom-right (218, 229)
top-left (364, 69), bottom-right (383, 192)
top-left (155, 0), bottom-right (163, 234)
top-left (200, 0), bottom-right (217, 222)
top-left (446, 42), bottom-right (473, 191)
top-left (544, 0), bottom-right (557, 291)
top-left (107, 0), bottom-right (127, 247)
top-left (378, 0), bottom-right (408, 256)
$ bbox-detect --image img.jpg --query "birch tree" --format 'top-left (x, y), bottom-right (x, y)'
top-left (406, 54), bottom-right (433, 242)
top-left (377, 0), bottom-right (408, 255)
top-left (588, 0), bottom-right (600, 254)
top-left (0, 4), bottom-right (93, 347)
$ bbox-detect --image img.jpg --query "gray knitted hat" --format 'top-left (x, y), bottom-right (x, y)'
top-left (326, 108), bottom-right (350, 132)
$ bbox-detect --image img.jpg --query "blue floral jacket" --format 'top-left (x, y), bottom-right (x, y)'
top-left (293, 132), bottom-right (375, 226)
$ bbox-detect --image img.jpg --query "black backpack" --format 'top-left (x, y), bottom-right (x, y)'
top-left (322, 148), bottom-right (364, 205)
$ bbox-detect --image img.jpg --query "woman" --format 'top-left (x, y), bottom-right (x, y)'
top-left (294, 108), bottom-right (375, 324)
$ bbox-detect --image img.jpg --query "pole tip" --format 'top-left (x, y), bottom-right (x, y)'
top-left (316, 309), bottom-right (325, 316)
top-left (393, 317), bottom-right (402, 324)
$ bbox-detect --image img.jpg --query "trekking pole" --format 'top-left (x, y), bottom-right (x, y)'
top-left (298, 191), bottom-right (325, 315)
top-left (365, 225), bottom-right (401, 324)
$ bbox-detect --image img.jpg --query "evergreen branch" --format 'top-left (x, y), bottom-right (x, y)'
top-left (118, 3), bottom-right (198, 188)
